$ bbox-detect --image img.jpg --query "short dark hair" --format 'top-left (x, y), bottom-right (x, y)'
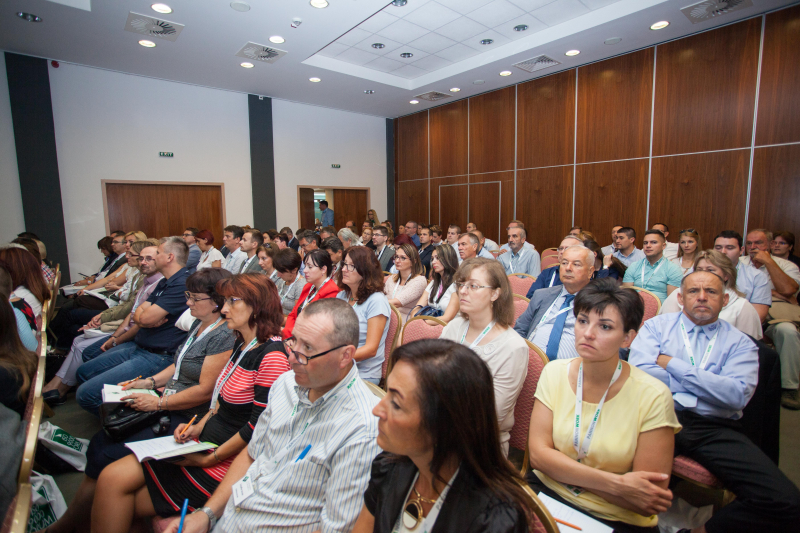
top-left (273, 248), bottom-right (303, 273)
top-left (715, 230), bottom-right (743, 248)
top-left (266, 229), bottom-right (279, 240)
top-left (319, 200), bottom-right (329, 207)
top-left (244, 229), bottom-right (264, 246)
top-left (186, 267), bottom-right (231, 311)
top-left (97, 236), bottom-right (114, 254)
top-left (321, 236), bottom-right (344, 254)
top-left (652, 222), bottom-right (669, 232)
top-left (185, 227), bottom-right (199, 236)
top-left (449, 224), bottom-right (461, 233)
top-left (298, 231), bottom-right (321, 247)
top-left (774, 231), bottom-right (795, 249)
top-left (280, 227), bottom-right (293, 237)
top-left (573, 278), bottom-right (644, 333)
top-left (617, 227), bottom-right (636, 239)
top-left (275, 233), bottom-right (289, 245)
top-left (110, 230), bottom-right (125, 238)
top-left (195, 229), bottom-right (215, 246)
top-left (374, 225), bottom-right (388, 237)
top-left (224, 225), bottom-right (244, 240)
top-left (321, 226), bottom-right (337, 236)
top-left (304, 249), bottom-right (333, 277)
top-left (644, 229), bottom-right (665, 241)
top-left (419, 225), bottom-right (431, 235)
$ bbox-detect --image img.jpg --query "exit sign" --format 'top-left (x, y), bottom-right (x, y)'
top-left (331, 164), bottom-right (341, 168)
top-left (159, 152), bottom-right (174, 157)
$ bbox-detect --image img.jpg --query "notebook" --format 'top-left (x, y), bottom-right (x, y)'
top-left (537, 493), bottom-right (613, 533)
top-left (125, 436), bottom-right (217, 462)
top-left (102, 384), bottom-right (159, 403)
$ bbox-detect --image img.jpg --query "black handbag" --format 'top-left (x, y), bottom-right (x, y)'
top-left (101, 403), bottom-right (167, 442)
top-left (413, 305), bottom-right (443, 318)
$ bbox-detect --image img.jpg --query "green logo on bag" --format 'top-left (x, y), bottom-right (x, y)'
top-left (27, 487), bottom-right (57, 532)
top-left (51, 429), bottom-right (84, 452)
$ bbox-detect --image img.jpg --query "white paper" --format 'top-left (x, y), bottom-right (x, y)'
top-left (232, 474), bottom-right (255, 507)
top-left (60, 284), bottom-right (81, 296)
top-left (102, 384), bottom-right (158, 403)
top-left (537, 493), bottom-right (613, 533)
top-left (83, 328), bottom-right (107, 339)
top-left (125, 435), bottom-right (216, 462)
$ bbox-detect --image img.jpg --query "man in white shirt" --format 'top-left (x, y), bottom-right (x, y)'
top-left (612, 227), bottom-right (646, 266)
top-left (457, 233), bottom-right (480, 261)
top-left (471, 230), bottom-right (496, 260)
top-left (221, 225), bottom-right (246, 274)
top-left (651, 222), bottom-right (680, 261)
top-left (499, 226), bottom-right (541, 277)
top-left (169, 299), bottom-right (381, 533)
top-left (447, 225), bottom-right (462, 263)
top-left (499, 220), bottom-right (536, 256)
top-left (600, 225), bottom-right (622, 256)
top-left (238, 229), bottom-right (264, 274)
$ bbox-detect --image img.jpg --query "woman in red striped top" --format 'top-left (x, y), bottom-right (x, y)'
top-left (94, 273), bottom-right (291, 529)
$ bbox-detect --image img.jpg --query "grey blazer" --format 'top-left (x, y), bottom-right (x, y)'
top-left (239, 255), bottom-right (264, 275)
top-left (513, 284), bottom-right (563, 340)
top-left (376, 246), bottom-right (395, 272)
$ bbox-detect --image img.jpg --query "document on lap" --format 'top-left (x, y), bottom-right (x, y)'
top-left (125, 435), bottom-right (217, 462)
top-left (101, 384), bottom-right (158, 403)
top-left (537, 493), bottom-right (613, 533)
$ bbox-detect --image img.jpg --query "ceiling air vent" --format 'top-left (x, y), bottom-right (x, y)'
top-left (235, 42), bottom-right (288, 64)
top-left (124, 12), bottom-right (184, 42)
top-left (513, 54), bottom-right (560, 74)
top-left (681, 0), bottom-right (753, 23)
top-left (414, 91), bottom-right (451, 102)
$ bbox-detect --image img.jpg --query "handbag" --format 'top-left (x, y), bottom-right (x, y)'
top-left (413, 305), bottom-right (443, 318)
top-left (101, 402), bottom-right (167, 442)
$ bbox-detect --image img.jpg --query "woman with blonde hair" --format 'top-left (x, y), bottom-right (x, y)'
top-left (439, 258), bottom-right (528, 455)
top-left (384, 243), bottom-right (427, 322)
top-left (671, 229), bottom-right (702, 277)
top-left (366, 209), bottom-right (380, 227)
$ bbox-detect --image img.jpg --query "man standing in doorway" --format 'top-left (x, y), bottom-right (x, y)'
top-left (319, 200), bottom-right (334, 228)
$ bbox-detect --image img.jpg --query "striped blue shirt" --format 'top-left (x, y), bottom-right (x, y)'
top-left (214, 364), bottom-right (381, 533)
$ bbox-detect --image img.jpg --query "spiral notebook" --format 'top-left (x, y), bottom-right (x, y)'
top-left (125, 436), bottom-right (217, 462)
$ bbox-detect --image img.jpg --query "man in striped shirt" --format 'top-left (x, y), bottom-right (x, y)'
top-left (169, 298), bottom-right (381, 533)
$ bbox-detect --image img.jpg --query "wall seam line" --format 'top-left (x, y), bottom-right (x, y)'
top-left (744, 14), bottom-right (767, 237)
top-left (646, 46), bottom-right (657, 229)
top-left (572, 67), bottom-right (578, 227)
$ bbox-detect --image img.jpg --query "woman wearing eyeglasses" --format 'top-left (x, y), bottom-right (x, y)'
top-left (91, 273), bottom-right (291, 532)
top-left (282, 250), bottom-right (340, 338)
top-left (439, 258), bottom-right (528, 456)
top-left (384, 243), bottom-right (427, 323)
top-left (336, 246), bottom-right (390, 384)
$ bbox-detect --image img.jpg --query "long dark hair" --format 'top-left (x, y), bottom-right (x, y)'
top-left (392, 243), bottom-right (424, 283)
top-left (0, 298), bottom-right (37, 402)
top-left (389, 339), bottom-right (534, 527)
top-left (336, 246), bottom-right (385, 304)
top-left (0, 247), bottom-right (51, 306)
top-left (429, 244), bottom-right (458, 304)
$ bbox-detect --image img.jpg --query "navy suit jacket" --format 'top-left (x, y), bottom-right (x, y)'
top-left (513, 285), bottom-right (563, 340)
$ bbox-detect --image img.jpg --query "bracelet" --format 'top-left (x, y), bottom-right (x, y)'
top-left (148, 377), bottom-right (157, 390)
top-left (158, 396), bottom-right (163, 410)
top-left (213, 448), bottom-right (220, 463)
top-left (165, 394), bottom-right (170, 410)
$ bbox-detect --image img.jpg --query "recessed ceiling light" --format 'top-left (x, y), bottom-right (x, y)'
top-left (16, 12), bottom-right (42, 22)
top-left (514, 24), bottom-right (528, 32)
top-left (139, 40), bottom-right (156, 48)
top-left (364, 90), bottom-right (375, 94)
top-left (151, 3), bottom-right (172, 14)
top-left (650, 20), bottom-right (669, 30)
top-left (392, 0), bottom-right (408, 6)
top-left (230, 1), bottom-right (251, 11)
top-left (309, 77), bottom-right (321, 82)
top-left (400, 52), bottom-right (413, 58)
top-left (450, 87), bottom-right (460, 92)
top-left (269, 36), bottom-right (285, 44)
top-left (604, 37), bottom-right (622, 45)
top-left (566, 50), bottom-right (580, 56)
top-left (310, 0), bottom-right (328, 8)
top-left (480, 39), bottom-right (494, 45)
top-left (410, 100), bottom-right (419, 104)
top-left (372, 43), bottom-right (385, 49)
top-left (473, 80), bottom-right (485, 85)
top-left (240, 62), bottom-right (254, 68)
top-left (500, 70), bottom-right (512, 76)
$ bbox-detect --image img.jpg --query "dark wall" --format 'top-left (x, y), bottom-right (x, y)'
top-left (249, 95), bottom-right (276, 230)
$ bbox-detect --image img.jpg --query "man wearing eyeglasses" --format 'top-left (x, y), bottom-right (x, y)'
top-left (183, 227), bottom-right (201, 274)
top-left (167, 298), bottom-right (381, 533)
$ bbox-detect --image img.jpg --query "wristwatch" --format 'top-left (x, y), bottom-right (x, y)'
top-left (193, 507), bottom-right (217, 530)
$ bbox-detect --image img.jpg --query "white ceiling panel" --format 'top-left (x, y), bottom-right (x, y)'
top-left (461, 29), bottom-right (511, 51)
top-left (531, 0), bottom-right (592, 26)
top-left (336, 27), bottom-right (374, 47)
top-left (316, 41), bottom-right (349, 58)
top-left (435, 17), bottom-right (489, 41)
top-left (493, 14), bottom-right (549, 39)
top-left (402, 2), bottom-right (462, 31)
top-left (465, 0), bottom-right (526, 29)
top-left (336, 47), bottom-right (379, 65)
top-left (434, 42), bottom-right (481, 62)
top-left (375, 18), bottom-right (430, 42)
top-left (580, 0), bottom-right (624, 8)
top-left (357, 11), bottom-right (400, 34)
top-left (407, 32), bottom-right (459, 54)
top-left (394, 0), bottom-right (435, 17)
top-left (505, 0), bottom-right (559, 12)
top-left (435, 0), bottom-right (496, 15)
top-left (364, 55), bottom-right (405, 72)
top-left (410, 54), bottom-right (453, 71)
top-left (393, 64), bottom-right (429, 78)
top-left (353, 35), bottom-right (404, 55)
top-left (394, 45), bottom-right (430, 63)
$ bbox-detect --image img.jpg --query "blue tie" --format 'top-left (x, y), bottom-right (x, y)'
top-left (546, 294), bottom-right (575, 360)
top-left (691, 326), bottom-right (707, 365)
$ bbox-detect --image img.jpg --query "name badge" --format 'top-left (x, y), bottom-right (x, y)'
top-left (162, 388), bottom-right (177, 398)
top-left (232, 474), bottom-right (254, 507)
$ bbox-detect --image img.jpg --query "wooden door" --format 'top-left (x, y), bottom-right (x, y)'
top-left (333, 189), bottom-right (368, 230)
top-left (105, 182), bottom-right (224, 245)
top-left (298, 187), bottom-right (316, 230)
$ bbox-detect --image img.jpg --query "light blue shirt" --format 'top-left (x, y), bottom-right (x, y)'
top-left (629, 312), bottom-right (758, 420)
top-left (498, 246), bottom-right (541, 277)
top-left (613, 247), bottom-right (646, 266)
top-left (336, 291), bottom-right (390, 380)
top-left (500, 242), bottom-right (535, 253)
top-left (478, 247), bottom-right (494, 260)
top-left (529, 286), bottom-right (579, 360)
top-left (222, 248), bottom-right (246, 274)
top-left (735, 259), bottom-right (774, 306)
top-left (320, 208), bottom-right (334, 228)
top-left (623, 256), bottom-right (683, 302)
top-left (14, 307), bottom-right (37, 351)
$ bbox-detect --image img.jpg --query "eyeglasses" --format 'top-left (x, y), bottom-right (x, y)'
top-left (185, 291), bottom-right (212, 303)
top-left (112, 240), bottom-right (125, 245)
top-left (680, 229), bottom-right (696, 233)
top-left (342, 263), bottom-right (357, 272)
top-left (182, 233), bottom-right (194, 237)
top-left (394, 255), bottom-right (409, 262)
top-left (283, 336), bottom-right (346, 365)
top-left (223, 297), bottom-right (244, 307)
top-left (455, 282), bottom-right (494, 293)
top-left (140, 256), bottom-right (156, 263)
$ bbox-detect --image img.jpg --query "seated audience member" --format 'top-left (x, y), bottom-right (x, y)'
top-left (345, 220), bottom-right (355, 230)
top-left (525, 235), bottom-right (585, 298)
top-left (383, 220), bottom-right (393, 230)
top-left (528, 279), bottom-right (680, 533)
top-left (273, 248), bottom-right (306, 316)
top-left (93, 274), bottom-right (292, 533)
top-left (76, 231), bottom-right (145, 295)
top-left (622, 230), bottom-right (683, 303)
top-left (338, 228), bottom-right (361, 250)
top-left (297, 230), bottom-right (321, 275)
top-left (13, 237), bottom-right (53, 284)
top-left (0, 262), bottom-right (37, 351)
top-left (196, 229), bottom-right (224, 270)
top-left (354, 339), bottom-right (536, 533)
top-left (771, 230), bottom-right (800, 269)
top-left (372, 226), bottom-right (395, 272)
top-left (471, 230), bottom-right (496, 259)
top-left (282, 227), bottom-right (299, 251)
top-left (515, 246), bottom-right (594, 359)
top-left (569, 226), bottom-right (582, 237)
top-left (630, 270), bottom-right (800, 532)
top-left (282, 249), bottom-right (339, 338)
top-left (430, 225), bottom-right (443, 246)
top-left (414, 244), bottom-right (460, 322)
top-left (384, 243), bottom-right (427, 322)
top-left (256, 244), bottom-right (279, 283)
top-left (182, 227), bottom-right (201, 273)
top-left (741, 229), bottom-right (800, 409)
top-left (272, 232), bottom-right (289, 250)
top-left (439, 258), bottom-right (528, 455)
top-left (466, 222), bottom-right (478, 233)
top-left (321, 236), bottom-right (344, 277)
top-left (366, 208), bottom-right (380, 227)
top-left (499, 225), bottom-right (542, 277)
top-left (446, 224), bottom-right (461, 260)
top-left (361, 220), bottom-right (372, 234)
top-left (499, 220), bottom-right (536, 255)
top-left (320, 226), bottom-right (336, 240)
top-left (361, 226), bottom-right (376, 250)
top-left (613, 227), bottom-right (646, 267)
top-left (467, 222), bottom-right (499, 252)
top-left (237, 229), bottom-right (264, 274)
top-left (319, 199), bottom-right (334, 227)
top-left (586, 240), bottom-right (624, 280)
top-left (336, 247), bottom-right (390, 384)
top-left (713, 230), bottom-right (771, 322)
top-left (0, 298), bottom-right (37, 416)
top-left (386, 226), bottom-right (395, 245)
top-left (600, 225), bottom-right (623, 256)
top-left (405, 220), bottom-right (420, 247)
top-left (265, 229), bottom-right (279, 244)
top-left (651, 222), bottom-right (680, 261)
top-left (671, 228), bottom-right (701, 277)
top-left (457, 232), bottom-right (481, 261)
top-left (221, 225), bottom-right (246, 273)
top-left (74, 234), bottom-right (128, 288)
top-left (661, 250), bottom-right (763, 340)
top-left (75, 237), bottom-right (190, 416)
top-left (0, 246), bottom-right (51, 319)
top-left (417, 225), bottom-right (435, 276)
top-left (157, 298), bottom-right (380, 533)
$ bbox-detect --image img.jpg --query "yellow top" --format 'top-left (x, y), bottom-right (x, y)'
top-left (534, 359), bottom-right (681, 527)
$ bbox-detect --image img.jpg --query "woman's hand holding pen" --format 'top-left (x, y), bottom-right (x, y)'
top-left (163, 512), bottom-right (210, 533)
top-left (174, 420), bottom-right (202, 444)
top-left (122, 393), bottom-right (160, 412)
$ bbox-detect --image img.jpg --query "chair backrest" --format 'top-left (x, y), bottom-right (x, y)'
top-left (363, 379), bottom-right (387, 399)
top-left (541, 256), bottom-right (560, 270)
top-left (382, 303), bottom-right (403, 380)
top-left (509, 341), bottom-right (548, 475)
top-left (519, 480), bottom-right (561, 533)
top-left (512, 295), bottom-right (529, 327)
top-left (400, 315), bottom-right (446, 346)
top-left (541, 248), bottom-right (558, 258)
top-left (627, 287), bottom-right (661, 326)
top-left (48, 272), bottom-right (60, 322)
top-left (508, 274), bottom-right (535, 296)
top-left (489, 249), bottom-right (501, 258)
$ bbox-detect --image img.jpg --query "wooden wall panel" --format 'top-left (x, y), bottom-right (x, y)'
top-left (468, 181), bottom-right (502, 244)
top-left (469, 87), bottom-right (516, 173)
top-left (756, 6), bottom-right (800, 146)
top-left (470, 172), bottom-right (514, 244)
top-left (516, 167), bottom-right (573, 251)
top-left (396, 179), bottom-right (429, 227)
top-left (333, 189), bottom-right (368, 229)
top-left (430, 175), bottom-right (468, 230)
top-left (517, 70), bottom-right (576, 169)
top-left (576, 49), bottom-right (653, 163)
top-left (653, 19), bottom-right (760, 156)
top-left (298, 187), bottom-right (315, 230)
top-left (430, 100), bottom-right (468, 178)
top-left (574, 160), bottom-right (648, 238)
top-left (649, 151), bottom-right (750, 245)
top-left (748, 144), bottom-right (800, 235)
top-left (396, 111), bottom-right (428, 182)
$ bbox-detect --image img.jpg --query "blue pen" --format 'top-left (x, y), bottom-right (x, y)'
top-left (295, 444), bottom-right (312, 462)
top-left (177, 498), bottom-right (189, 533)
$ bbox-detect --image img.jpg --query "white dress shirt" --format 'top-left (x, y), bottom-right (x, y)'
top-left (222, 247), bottom-right (246, 274)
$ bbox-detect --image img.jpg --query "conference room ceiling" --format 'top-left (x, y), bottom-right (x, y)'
top-left (1, 0), bottom-right (794, 118)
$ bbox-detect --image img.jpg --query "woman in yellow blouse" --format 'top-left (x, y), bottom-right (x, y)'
top-left (527, 278), bottom-right (681, 533)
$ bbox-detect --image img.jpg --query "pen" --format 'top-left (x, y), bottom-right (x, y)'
top-left (295, 444), bottom-right (311, 462)
top-left (120, 376), bottom-right (142, 387)
top-left (177, 499), bottom-right (189, 533)
top-left (554, 518), bottom-right (582, 531)
top-left (177, 414), bottom-right (198, 440)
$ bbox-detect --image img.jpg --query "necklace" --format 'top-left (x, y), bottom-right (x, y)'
top-left (403, 484), bottom-right (438, 530)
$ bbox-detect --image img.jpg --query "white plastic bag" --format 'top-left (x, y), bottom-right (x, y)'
top-left (657, 497), bottom-right (713, 533)
top-left (38, 421), bottom-right (89, 471)
top-left (27, 472), bottom-right (67, 532)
